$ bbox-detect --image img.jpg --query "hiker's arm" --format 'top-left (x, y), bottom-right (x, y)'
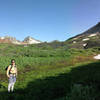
top-left (6, 66), bottom-right (11, 78)
top-left (16, 67), bottom-right (17, 76)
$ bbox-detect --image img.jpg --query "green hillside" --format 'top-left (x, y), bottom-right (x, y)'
top-left (0, 43), bottom-right (100, 100)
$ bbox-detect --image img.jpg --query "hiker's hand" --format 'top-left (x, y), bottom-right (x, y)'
top-left (16, 75), bottom-right (17, 78)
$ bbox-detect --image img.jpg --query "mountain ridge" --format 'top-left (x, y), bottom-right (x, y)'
top-left (69, 22), bottom-right (100, 39)
top-left (65, 22), bottom-right (100, 49)
top-left (0, 36), bottom-right (42, 45)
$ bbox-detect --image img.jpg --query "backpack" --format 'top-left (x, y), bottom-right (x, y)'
top-left (5, 65), bottom-right (12, 71)
top-left (5, 66), bottom-right (8, 71)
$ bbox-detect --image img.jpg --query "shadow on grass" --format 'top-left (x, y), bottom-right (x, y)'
top-left (0, 61), bottom-right (100, 100)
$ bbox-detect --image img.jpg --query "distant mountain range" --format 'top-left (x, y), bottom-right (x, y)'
top-left (65, 22), bottom-right (100, 49)
top-left (0, 36), bottom-right (42, 45)
top-left (1, 22), bottom-right (100, 47)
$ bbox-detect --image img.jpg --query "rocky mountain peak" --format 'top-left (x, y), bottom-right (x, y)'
top-left (23, 36), bottom-right (41, 44)
top-left (24, 36), bottom-right (34, 41)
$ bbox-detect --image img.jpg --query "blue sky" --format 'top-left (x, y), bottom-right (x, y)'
top-left (0, 0), bottom-right (100, 42)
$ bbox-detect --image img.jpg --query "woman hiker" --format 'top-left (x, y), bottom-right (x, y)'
top-left (6, 59), bottom-right (17, 92)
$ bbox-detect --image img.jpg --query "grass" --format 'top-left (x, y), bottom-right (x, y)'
top-left (1, 61), bottom-right (100, 100)
top-left (0, 44), bottom-right (100, 100)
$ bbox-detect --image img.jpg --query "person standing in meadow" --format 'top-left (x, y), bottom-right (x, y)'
top-left (6, 59), bottom-right (17, 92)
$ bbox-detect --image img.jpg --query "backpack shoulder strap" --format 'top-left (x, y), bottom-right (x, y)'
top-left (9, 65), bottom-right (12, 71)
top-left (8, 65), bottom-right (11, 69)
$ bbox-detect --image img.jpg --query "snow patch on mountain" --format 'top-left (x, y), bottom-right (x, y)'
top-left (73, 37), bottom-right (78, 40)
top-left (73, 41), bottom-right (76, 43)
top-left (82, 38), bottom-right (90, 41)
top-left (88, 34), bottom-right (97, 37)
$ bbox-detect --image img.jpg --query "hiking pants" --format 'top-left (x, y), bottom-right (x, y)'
top-left (8, 74), bottom-right (16, 92)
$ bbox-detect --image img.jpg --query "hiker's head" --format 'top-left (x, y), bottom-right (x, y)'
top-left (11, 59), bottom-right (15, 65)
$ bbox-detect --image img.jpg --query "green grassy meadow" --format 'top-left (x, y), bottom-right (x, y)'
top-left (0, 43), bottom-right (100, 100)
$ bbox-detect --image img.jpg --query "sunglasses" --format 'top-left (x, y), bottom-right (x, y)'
top-left (12, 61), bottom-right (15, 63)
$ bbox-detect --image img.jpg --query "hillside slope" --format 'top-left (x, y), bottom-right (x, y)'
top-left (65, 22), bottom-right (100, 49)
